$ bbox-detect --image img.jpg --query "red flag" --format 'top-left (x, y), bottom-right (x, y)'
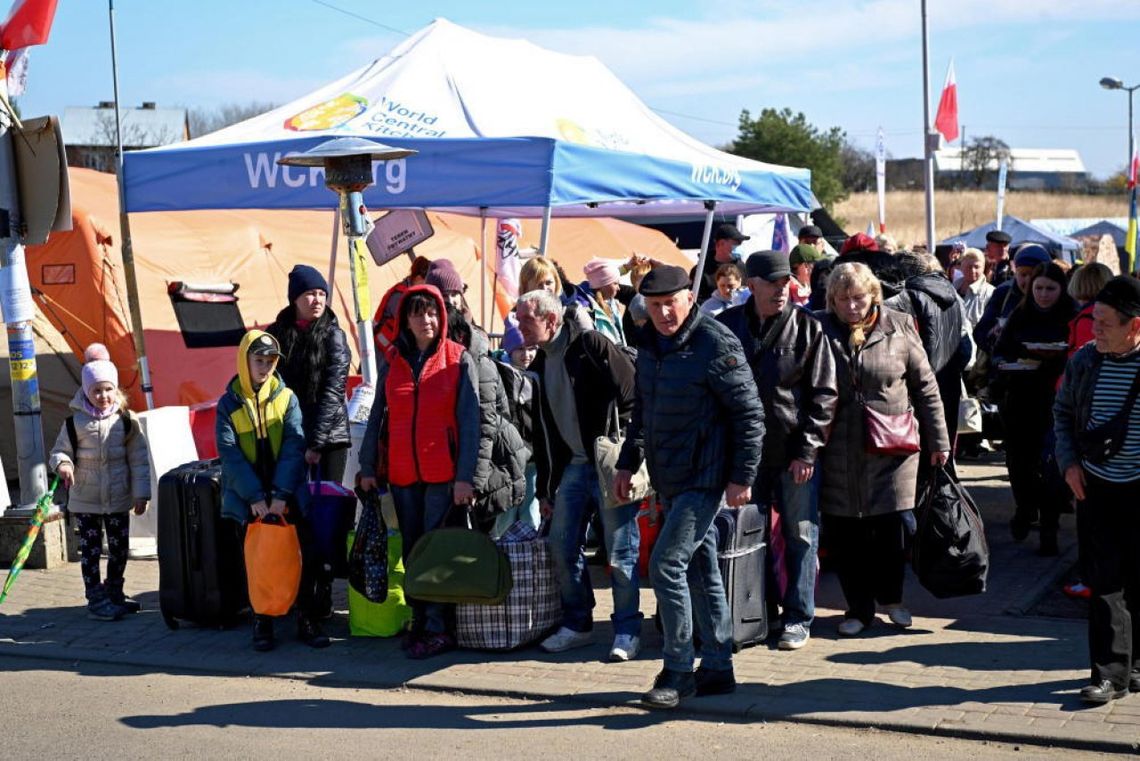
top-left (934, 60), bottom-right (959, 143)
top-left (1128, 139), bottom-right (1138, 190)
top-left (0, 0), bottom-right (58, 51)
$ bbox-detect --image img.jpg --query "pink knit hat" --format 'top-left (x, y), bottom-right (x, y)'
top-left (81, 359), bottom-right (119, 399)
top-left (584, 258), bottom-right (620, 290)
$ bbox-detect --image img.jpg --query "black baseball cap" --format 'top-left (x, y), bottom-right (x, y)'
top-left (986, 230), bottom-right (1012, 245)
top-left (713, 223), bottom-right (749, 242)
top-left (745, 251), bottom-right (793, 282)
top-left (638, 265), bottom-right (692, 296)
top-left (249, 333), bottom-right (284, 357)
top-left (798, 224), bottom-right (823, 239)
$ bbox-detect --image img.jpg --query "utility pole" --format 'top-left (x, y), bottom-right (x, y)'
top-left (920, 0), bottom-right (937, 255)
top-left (0, 56), bottom-right (47, 516)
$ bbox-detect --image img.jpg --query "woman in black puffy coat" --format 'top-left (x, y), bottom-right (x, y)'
top-left (992, 261), bottom-right (1076, 556)
top-left (266, 265), bottom-right (352, 480)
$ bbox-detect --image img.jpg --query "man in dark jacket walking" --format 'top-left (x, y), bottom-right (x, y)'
top-left (516, 289), bottom-right (643, 662)
top-left (616, 266), bottom-right (764, 709)
top-left (718, 251), bottom-right (837, 651)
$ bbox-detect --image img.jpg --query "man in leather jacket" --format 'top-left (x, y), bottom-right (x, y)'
top-left (718, 251), bottom-right (837, 652)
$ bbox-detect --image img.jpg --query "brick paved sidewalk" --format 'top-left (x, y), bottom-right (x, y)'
top-left (1, 459), bottom-right (1136, 754)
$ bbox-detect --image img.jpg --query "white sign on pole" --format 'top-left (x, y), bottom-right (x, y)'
top-left (995, 159), bottom-right (1009, 231)
top-left (875, 127), bottom-right (887, 233)
top-left (0, 247), bottom-right (36, 324)
top-left (365, 209), bottom-right (435, 266)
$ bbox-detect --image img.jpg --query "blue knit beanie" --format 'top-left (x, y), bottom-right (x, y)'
top-left (288, 264), bottom-right (329, 303)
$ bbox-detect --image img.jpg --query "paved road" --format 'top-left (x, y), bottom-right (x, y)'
top-left (2, 457), bottom-right (1137, 754)
top-left (0, 656), bottom-right (1111, 760)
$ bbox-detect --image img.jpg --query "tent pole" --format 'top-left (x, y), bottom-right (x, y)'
top-left (539, 206), bottom-right (552, 254)
top-left (691, 201), bottom-right (717, 297)
top-left (327, 208), bottom-right (339, 294)
top-left (109, 0), bottom-right (154, 410)
top-left (479, 207), bottom-right (487, 329)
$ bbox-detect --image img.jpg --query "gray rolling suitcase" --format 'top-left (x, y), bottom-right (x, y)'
top-left (713, 503), bottom-right (768, 651)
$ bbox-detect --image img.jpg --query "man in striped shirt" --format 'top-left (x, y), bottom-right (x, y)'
top-left (1055, 276), bottom-right (1140, 705)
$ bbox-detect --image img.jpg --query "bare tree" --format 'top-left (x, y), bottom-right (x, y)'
top-left (187, 101), bottom-right (278, 138)
top-left (960, 135), bottom-right (1012, 189)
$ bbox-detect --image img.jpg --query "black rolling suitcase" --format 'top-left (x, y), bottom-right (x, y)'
top-left (713, 503), bottom-right (768, 651)
top-left (157, 459), bottom-right (248, 629)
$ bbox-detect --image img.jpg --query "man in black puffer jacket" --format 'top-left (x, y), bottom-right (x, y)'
top-left (616, 266), bottom-right (764, 710)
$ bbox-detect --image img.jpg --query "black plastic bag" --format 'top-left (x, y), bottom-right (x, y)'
top-left (912, 466), bottom-right (989, 598)
top-left (348, 488), bottom-right (389, 603)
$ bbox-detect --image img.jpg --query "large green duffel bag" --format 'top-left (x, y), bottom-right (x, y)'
top-left (405, 527), bottom-right (512, 605)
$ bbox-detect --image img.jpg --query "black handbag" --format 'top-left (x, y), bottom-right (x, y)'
top-left (1076, 369), bottom-right (1140, 464)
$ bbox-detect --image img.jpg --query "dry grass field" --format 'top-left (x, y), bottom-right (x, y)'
top-left (834, 190), bottom-right (1128, 249)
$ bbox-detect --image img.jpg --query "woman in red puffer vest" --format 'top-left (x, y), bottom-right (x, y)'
top-left (358, 284), bottom-right (480, 659)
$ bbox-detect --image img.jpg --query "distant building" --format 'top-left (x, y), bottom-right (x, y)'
top-left (934, 148), bottom-right (1087, 191)
top-left (60, 102), bottom-right (189, 173)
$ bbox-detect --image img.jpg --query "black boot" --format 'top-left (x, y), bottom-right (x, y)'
top-left (298, 615), bottom-right (331, 649)
top-left (313, 577), bottom-right (333, 621)
top-left (253, 615), bottom-right (275, 652)
top-left (694, 666), bottom-right (737, 696)
top-left (641, 668), bottom-right (696, 709)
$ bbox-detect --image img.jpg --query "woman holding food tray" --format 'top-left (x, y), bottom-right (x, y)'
top-left (993, 261), bottom-right (1077, 556)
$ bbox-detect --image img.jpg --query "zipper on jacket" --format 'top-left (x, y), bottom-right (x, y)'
top-left (410, 376), bottom-right (424, 482)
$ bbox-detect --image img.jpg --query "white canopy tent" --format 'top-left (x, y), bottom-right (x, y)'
top-left (123, 18), bottom-right (815, 221)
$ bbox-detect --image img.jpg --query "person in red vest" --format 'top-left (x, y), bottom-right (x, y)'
top-left (373, 255), bottom-right (433, 359)
top-left (358, 284), bottom-right (480, 659)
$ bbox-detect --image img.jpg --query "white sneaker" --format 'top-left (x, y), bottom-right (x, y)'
top-left (885, 604), bottom-right (912, 628)
top-left (540, 626), bottom-right (595, 653)
top-left (837, 618), bottom-right (866, 637)
top-left (609, 634), bottom-right (641, 662)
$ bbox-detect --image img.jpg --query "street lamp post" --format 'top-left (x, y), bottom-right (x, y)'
top-left (1100, 77), bottom-right (1139, 176)
top-left (1101, 77), bottom-right (1140, 273)
top-left (277, 138), bottom-right (417, 386)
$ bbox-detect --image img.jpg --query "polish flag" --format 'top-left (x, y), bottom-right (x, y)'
top-left (0, 0), bottom-right (58, 51)
top-left (934, 60), bottom-right (959, 144)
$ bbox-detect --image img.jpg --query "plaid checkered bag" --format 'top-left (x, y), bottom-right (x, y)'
top-left (456, 522), bottom-right (561, 651)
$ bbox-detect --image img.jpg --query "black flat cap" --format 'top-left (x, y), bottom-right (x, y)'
top-left (798, 224), bottom-right (823, 239)
top-left (713, 223), bottom-right (749, 242)
top-left (985, 230), bottom-right (1012, 245)
top-left (745, 250), bottom-right (793, 282)
top-left (1096, 275), bottom-right (1140, 319)
top-left (639, 265), bottom-right (692, 295)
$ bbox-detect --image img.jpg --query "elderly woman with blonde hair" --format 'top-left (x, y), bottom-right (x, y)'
top-left (518, 256), bottom-right (594, 332)
top-left (817, 262), bottom-right (950, 637)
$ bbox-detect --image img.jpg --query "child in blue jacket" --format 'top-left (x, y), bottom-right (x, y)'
top-left (216, 330), bottom-right (328, 651)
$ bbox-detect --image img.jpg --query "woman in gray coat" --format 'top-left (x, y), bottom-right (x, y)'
top-left (818, 262), bottom-right (950, 637)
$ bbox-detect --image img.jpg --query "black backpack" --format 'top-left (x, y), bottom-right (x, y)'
top-left (912, 467), bottom-right (989, 598)
top-left (65, 410), bottom-right (133, 453)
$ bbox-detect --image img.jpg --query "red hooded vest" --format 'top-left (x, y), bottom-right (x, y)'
top-left (385, 285), bottom-right (466, 486)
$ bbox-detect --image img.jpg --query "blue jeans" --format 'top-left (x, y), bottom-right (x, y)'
top-left (391, 482), bottom-right (454, 635)
top-left (548, 461), bottom-right (642, 636)
top-left (652, 489), bottom-right (733, 673)
top-left (757, 466), bottom-right (821, 626)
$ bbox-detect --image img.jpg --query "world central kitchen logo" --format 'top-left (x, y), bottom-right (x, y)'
top-left (690, 162), bottom-right (742, 192)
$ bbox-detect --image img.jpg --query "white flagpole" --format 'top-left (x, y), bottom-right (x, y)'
top-left (995, 159), bottom-right (1009, 231)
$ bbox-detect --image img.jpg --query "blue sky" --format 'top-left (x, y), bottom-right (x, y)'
top-left (16, 0), bottom-right (1140, 178)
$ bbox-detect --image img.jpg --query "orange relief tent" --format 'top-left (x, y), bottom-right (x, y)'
top-left (26, 168), bottom-right (686, 410)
